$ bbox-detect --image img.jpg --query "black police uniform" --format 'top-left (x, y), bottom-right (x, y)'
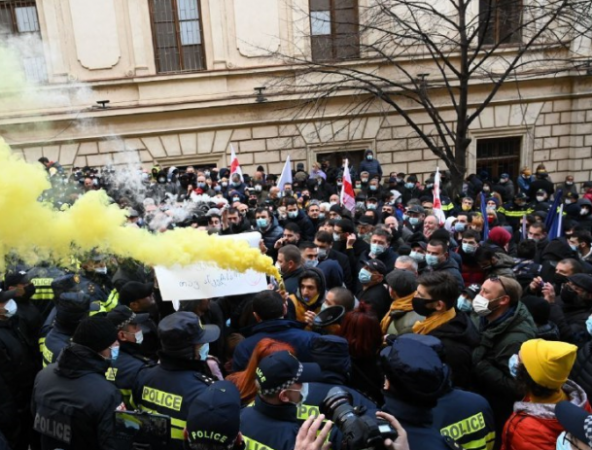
top-left (0, 314), bottom-right (38, 450)
top-left (42, 324), bottom-right (72, 367)
top-left (240, 397), bottom-right (301, 450)
top-left (32, 344), bottom-right (122, 450)
top-left (27, 264), bottom-right (66, 320)
top-left (132, 355), bottom-right (214, 446)
top-left (107, 341), bottom-right (153, 408)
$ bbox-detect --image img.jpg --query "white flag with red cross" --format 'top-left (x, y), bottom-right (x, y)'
top-left (340, 159), bottom-right (356, 212)
top-left (432, 166), bottom-right (446, 225)
top-left (229, 145), bottom-right (243, 182)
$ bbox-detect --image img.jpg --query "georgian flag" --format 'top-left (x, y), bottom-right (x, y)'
top-left (432, 167), bottom-right (446, 226)
top-left (340, 159), bottom-right (356, 212)
top-left (229, 145), bottom-right (243, 182)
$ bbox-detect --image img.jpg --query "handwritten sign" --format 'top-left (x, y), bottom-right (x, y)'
top-left (155, 232), bottom-right (267, 301)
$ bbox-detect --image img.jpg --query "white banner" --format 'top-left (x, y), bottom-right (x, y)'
top-left (155, 232), bottom-right (267, 301)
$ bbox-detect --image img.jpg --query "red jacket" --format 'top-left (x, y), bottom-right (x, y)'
top-left (501, 381), bottom-right (591, 450)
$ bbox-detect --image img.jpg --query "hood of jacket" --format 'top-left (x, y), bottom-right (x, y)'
top-left (294, 267), bottom-right (327, 309)
top-left (55, 343), bottom-right (111, 379)
top-left (493, 252), bottom-right (515, 269)
top-left (513, 380), bottom-right (588, 419)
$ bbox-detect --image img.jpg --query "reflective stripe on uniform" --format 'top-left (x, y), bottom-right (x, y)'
top-left (243, 435), bottom-right (277, 450)
top-left (102, 289), bottom-right (119, 312)
top-left (296, 403), bottom-right (321, 421)
top-left (440, 412), bottom-right (495, 450)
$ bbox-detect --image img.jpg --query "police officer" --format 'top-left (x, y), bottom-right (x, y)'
top-left (5, 269), bottom-right (42, 343)
top-left (132, 312), bottom-right (219, 448)
top-left (26, 261), bottom-right (66, 320)
top-left (0, 288), bottom-right (39, 450)
top-left (302, 335), bottom-right (378, 421)
top-left (240, 351), bottom-right (321, 450)
top-left (41, 292), bottom-right (90, 367)
top-left (184, 380), bottom-right (244, 450)
top-left (78, 252), bottom-right (117, 312)
top-left (32, 316), bottom-right (122, 450)
top-left (106, 305), bottom-right (154, 408)
top-left (498, 192), bottom-right (534, 230)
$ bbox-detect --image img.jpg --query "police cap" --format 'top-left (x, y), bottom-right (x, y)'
top-left (56, 292), bottom-right (91, 313)
top-left (186, 381), bottom-right (241, 445)
top-left (256, 350), bottom-right (321, 396)
top-left (106, 305), bottom-right (149, 330)
top-left (118, 281), bottom-right (154, 306)
top-left (158, 312), bottom-right (220, 353)
top-left (4, 270), bottom-right (28, 287)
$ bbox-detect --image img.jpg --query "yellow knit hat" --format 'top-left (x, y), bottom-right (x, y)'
top-left (520, 339), bottom-right (577, 390)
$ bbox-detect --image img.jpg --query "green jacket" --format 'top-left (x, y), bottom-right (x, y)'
top-left (472, 301), bottom-right (536, 429)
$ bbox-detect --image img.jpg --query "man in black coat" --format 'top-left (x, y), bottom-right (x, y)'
top-left (32, 316), bottom-right (122, 450)
top-left (411, 271), bottom-right (480, 389)
top-left (0, 289), bottom-right (39, 450)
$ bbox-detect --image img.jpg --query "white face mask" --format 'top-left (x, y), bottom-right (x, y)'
top-left (134, 330), bottom-right (144, 345)
top-left (2, 299), bottom-right (17, 318)
top-left (94, 266), bottom-right (108, 275)
top-left (472, 294), bottom-right (496, 317)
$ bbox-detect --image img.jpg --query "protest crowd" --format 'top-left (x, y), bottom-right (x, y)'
top-left (6, 152), bottom-right (592, 450)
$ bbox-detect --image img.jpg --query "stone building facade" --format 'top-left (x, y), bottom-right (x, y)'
top-left (1, 0), bottom-right (592, 184)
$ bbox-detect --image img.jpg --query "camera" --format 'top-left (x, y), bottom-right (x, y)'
top-left (321, 387), bottom-right (397, 450)
top-left (114, 410), bottom-right (170, 450)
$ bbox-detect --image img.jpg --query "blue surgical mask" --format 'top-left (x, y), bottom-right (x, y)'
top-left (110, 345), bottom-right (120, 362)
top-left (232, 197), bottom-right (240, 203)
top-left (402, 214), bottom-right (409, 222)
top-left (367, 203), bottom-right (377, 210)
top-left (371, 243), bottom-right (386, 256)
top-left (317, 248), bottom-right (327, 259)
top-left (508, 354), bottom-right (520, 378)
top-left (425, 254), bottom-right (440, 266)
top-left (318, 213), bottom-right (325, 220)
top-left (256, 218), bottom-right (268, 228)
top-left (199, 343), bottom-right (209, 361)
top-left (288, 211), bottom-right (298, 219)
top-left (556, 432), bottom-right (572, 450)
top-left (586, 317), bottom-right (592, 336)
top-left (369, 185), bottom-right (377, 191)
top-left (333, 233), bottom-right (341, 242)
top-left (405, 182), bottom-right (415, 190)
top-left (457, 296), bottom-right (472, 312)
top-left (304, 259), bottom-right (318, 268)
top-left (410, 251), bottom-right (424, 262)
top-left (358, 268), bottom-right (373, 284)
top-left (462, 243), bottom-right (477, 254)
top-left (454, 222), bottom-right (466, 232)
top-left (409, 217), bottom-right (420, 226)
top-left (570, 244), bottom-right (579, 252)
top-left (197, 182), bottom-right (206, 188)
top-left (366, 155), bottom-right (373, 161)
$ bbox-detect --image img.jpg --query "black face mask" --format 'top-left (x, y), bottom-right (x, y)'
top-left (554, 274), bottom-right (569, 287)
top-left (412, 297), bottom-right (438, 317)
top-left (560, 285), bottom-right (578, 304)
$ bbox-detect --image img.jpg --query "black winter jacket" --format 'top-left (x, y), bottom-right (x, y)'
top-left (32, 344), bottom-right (122, 450)
top-left (429, 312), bottom-right (480, 389)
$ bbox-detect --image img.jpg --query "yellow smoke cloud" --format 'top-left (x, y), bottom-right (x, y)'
top-left (0, 137), bottom-right (278, 278)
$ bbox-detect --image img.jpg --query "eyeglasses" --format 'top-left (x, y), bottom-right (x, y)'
top-left (489, 276), bottom-right (507, 295)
